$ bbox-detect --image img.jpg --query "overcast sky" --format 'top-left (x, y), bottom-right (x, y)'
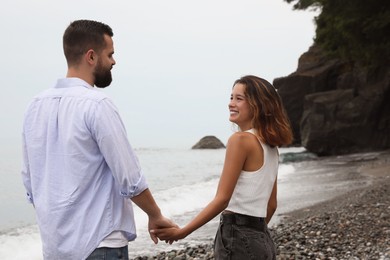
top-left (0, 0), bottom-right (317, 154)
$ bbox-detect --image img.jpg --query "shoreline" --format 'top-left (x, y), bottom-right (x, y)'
top-left (273, 176), bottom-right (389, 259)
top-left (132, 150), bottom-right (390, 259)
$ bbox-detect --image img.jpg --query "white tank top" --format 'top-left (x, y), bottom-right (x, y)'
top-left (225, 129), bottom-right (279, 218)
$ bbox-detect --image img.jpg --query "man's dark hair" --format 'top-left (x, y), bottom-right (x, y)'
top-left (63, 20), bottom-right (114, 66)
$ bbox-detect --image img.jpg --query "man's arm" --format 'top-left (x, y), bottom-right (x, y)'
top-left (131, 188), bottom-right (176, 244)
top-left (92, 100), bottom-right (176, 242)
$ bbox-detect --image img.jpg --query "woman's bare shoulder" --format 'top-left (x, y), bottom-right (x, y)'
top-left (228, 132), bottom-right (258, 147)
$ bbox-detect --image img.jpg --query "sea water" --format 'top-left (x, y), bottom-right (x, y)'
top-left (2, 146), bottom-right (369, 259)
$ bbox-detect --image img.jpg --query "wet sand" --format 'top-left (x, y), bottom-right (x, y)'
top-left (274, 149), bottom-right (390, 225)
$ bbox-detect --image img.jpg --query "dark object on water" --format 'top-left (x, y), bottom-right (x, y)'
top-left (280, 151), bottom-right (318, 163)
top-left (192, 136), bottom-right (226, 149)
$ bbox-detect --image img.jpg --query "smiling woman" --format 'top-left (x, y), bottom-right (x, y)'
top-left (232, 76), bottom-right (293, 147)
top-left (151, 75), bottom-right (293, 259)
top-left (229, 83), bottom-right (254, 131)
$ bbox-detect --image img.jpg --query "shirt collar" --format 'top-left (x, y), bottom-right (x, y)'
top-left (54, 78), bottom-right (94, 89)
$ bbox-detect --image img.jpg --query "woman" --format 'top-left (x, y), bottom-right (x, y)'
top-left (151, 75), bottom-right (293, 259)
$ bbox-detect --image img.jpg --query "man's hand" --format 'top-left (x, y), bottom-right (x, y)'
top-left (130, 189), bottom-right (178, 244)
top-left (148, 215), bottom-right (178, 244)
top-left (150, 226), bottom-right (186, 243)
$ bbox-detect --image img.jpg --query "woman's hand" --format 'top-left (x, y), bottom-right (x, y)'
top-left (150, 226), bottom-right (186, 244)
top-left (148, 215), bottom-right (178, 244)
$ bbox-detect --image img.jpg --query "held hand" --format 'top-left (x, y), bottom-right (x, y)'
top-left (148, 215), bottom-right (178, 244)
top-left (150, 226), bottom-right (186, 243)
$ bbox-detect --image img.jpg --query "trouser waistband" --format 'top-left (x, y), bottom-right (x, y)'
top-left (220, 212), bottom-right (266, 232)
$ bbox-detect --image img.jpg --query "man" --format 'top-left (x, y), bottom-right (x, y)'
top-left (21, 19), bottom-right (174, 260)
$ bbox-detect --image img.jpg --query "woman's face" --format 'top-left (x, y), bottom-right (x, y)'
top-left (229, 83), bottom-right (253, 131)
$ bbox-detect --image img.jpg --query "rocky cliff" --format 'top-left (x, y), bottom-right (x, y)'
top-left (274, 45), bottom-right (390, 155)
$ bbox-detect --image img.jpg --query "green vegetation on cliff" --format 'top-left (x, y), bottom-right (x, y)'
top-left (285, 0), bottom-right (390, 68)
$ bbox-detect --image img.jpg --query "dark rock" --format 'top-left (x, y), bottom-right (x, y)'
top-left (279, 151), bottom-right (318, 163)
top-left (192, 136), bottom-right (225, 149)
top-left (274, 45), bottom-right (390, 155)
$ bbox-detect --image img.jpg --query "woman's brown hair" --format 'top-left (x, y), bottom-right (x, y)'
top-left (234, 75), bottom-right (293, 147)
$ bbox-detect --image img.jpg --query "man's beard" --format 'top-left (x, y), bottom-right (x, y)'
top-left (94, 63), bottom-right (112, 88)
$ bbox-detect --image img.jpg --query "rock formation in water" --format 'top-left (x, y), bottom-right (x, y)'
top-left (274, 45), bottom-right (390, 155)
top-left (192, 136), bottom-right (225, 149)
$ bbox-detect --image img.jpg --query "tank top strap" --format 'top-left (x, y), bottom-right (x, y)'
top-left (244, 129), bottom-right (261, 143)
top-left (244, 128), bottom-right (256, 135)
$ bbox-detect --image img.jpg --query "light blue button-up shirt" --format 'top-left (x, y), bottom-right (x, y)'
top-left (21, 78), bottom-right (148, 260)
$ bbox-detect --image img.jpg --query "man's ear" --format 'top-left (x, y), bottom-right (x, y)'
top-left (86, 49), bottom-right (96, 65)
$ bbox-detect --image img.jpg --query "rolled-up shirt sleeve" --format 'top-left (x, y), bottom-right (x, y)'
top-left (91, 98), bottom-right (148, 198)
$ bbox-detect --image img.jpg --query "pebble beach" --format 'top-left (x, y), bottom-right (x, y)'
top-left (132, 150), bottom-right (390, 260)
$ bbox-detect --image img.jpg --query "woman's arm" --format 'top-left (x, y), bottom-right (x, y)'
top-left (151, 133), bottom-right (250, 241)
top-left (265, 178), bottom-right (277, 224)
